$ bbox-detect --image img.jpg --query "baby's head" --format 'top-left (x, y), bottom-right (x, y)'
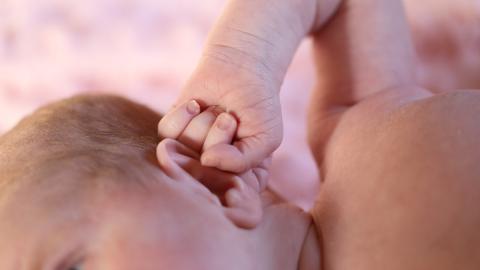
top-left (0, 95), bottom-right (259, 269)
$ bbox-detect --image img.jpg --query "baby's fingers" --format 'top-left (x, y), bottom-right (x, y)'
top-left (203, 113), bottom-right (238, 151)
top-left (178, 107), bottom-right (222, 152)
top-left (202, 132), bottom-right (278, 174)
top-left (158, 100), bottom-right (201, 139)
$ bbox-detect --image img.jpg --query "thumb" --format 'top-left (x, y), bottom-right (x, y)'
top-left (201, 134), bottom-right (280, 174)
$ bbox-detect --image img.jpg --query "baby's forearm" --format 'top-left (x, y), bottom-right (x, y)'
top-left (192, 0), bottom-right (341, 93)
top-left (173, 0), bottom-right (344, 174)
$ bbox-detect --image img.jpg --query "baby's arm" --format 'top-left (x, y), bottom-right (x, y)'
top-left (307, 0), bottom-right (430, 164)
top-left (308, 0), bottom-right (480, 269)
top-left (159, 0), bottom-right (342, 175)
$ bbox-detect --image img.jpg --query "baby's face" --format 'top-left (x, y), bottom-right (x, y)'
top-left (0, 165), bottom-right (253, 270)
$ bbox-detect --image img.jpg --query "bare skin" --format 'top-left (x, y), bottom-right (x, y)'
top-left (309, 0), bottom-right (480, 269)
top-left (0, 1), bottom-right (479, 270)
top-left (0, 95), bottom-right (314, 270)
top-left (161, 0), bottom-right (480, 269)
top-left (159, 0), bottom-right (342, 175)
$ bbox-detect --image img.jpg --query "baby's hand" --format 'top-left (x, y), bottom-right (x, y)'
top-left (158, 99), bottom-right (270, 192)
top-left (160, 0), bottom-right (342, 176)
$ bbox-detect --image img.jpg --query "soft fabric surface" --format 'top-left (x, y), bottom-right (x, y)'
top-left (1, 0), bottom-right (477, 209)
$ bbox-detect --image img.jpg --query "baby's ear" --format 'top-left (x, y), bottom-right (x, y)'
top-left (157, 139), bottom-right (262, 229)
top-left (156, 138), bottom-right (200, 181)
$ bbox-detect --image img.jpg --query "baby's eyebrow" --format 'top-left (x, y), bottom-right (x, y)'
top-left (0, 177), bottom-right (94, 270)
top-left (48, 242), bottom-right (86, 270)
top-left (24, 213), bottom-right (91, 270)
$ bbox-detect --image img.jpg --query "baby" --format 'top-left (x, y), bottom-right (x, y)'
top-left (0, 95), bottom-right (297, 269)
top-left (159, 0), bottom-right (480, 268)
top-left (1, 0), bottom-right (480, 270)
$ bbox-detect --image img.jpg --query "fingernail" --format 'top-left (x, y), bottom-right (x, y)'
top-left (186, 100), bottom-right (200, 115)
top-left (217, 113), bottom-right (232, 130)
top-left (210, 106), bottom-right (224, 116)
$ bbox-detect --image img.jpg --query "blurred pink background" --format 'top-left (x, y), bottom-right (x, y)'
top-left (0, 0), bottom-right (478, 209)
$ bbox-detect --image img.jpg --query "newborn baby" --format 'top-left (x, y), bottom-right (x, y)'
top-left (1, 91), bottom-right (479, 270)
top-left (0, 95), bottom-right (316, 270)
top-left (1, 0), bottom-right (480, 269)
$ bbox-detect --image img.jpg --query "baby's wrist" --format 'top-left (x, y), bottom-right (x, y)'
top-left (190, 56), bottom-right (282, 95)
top-left (193, 0), bottom-right (327, 96)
